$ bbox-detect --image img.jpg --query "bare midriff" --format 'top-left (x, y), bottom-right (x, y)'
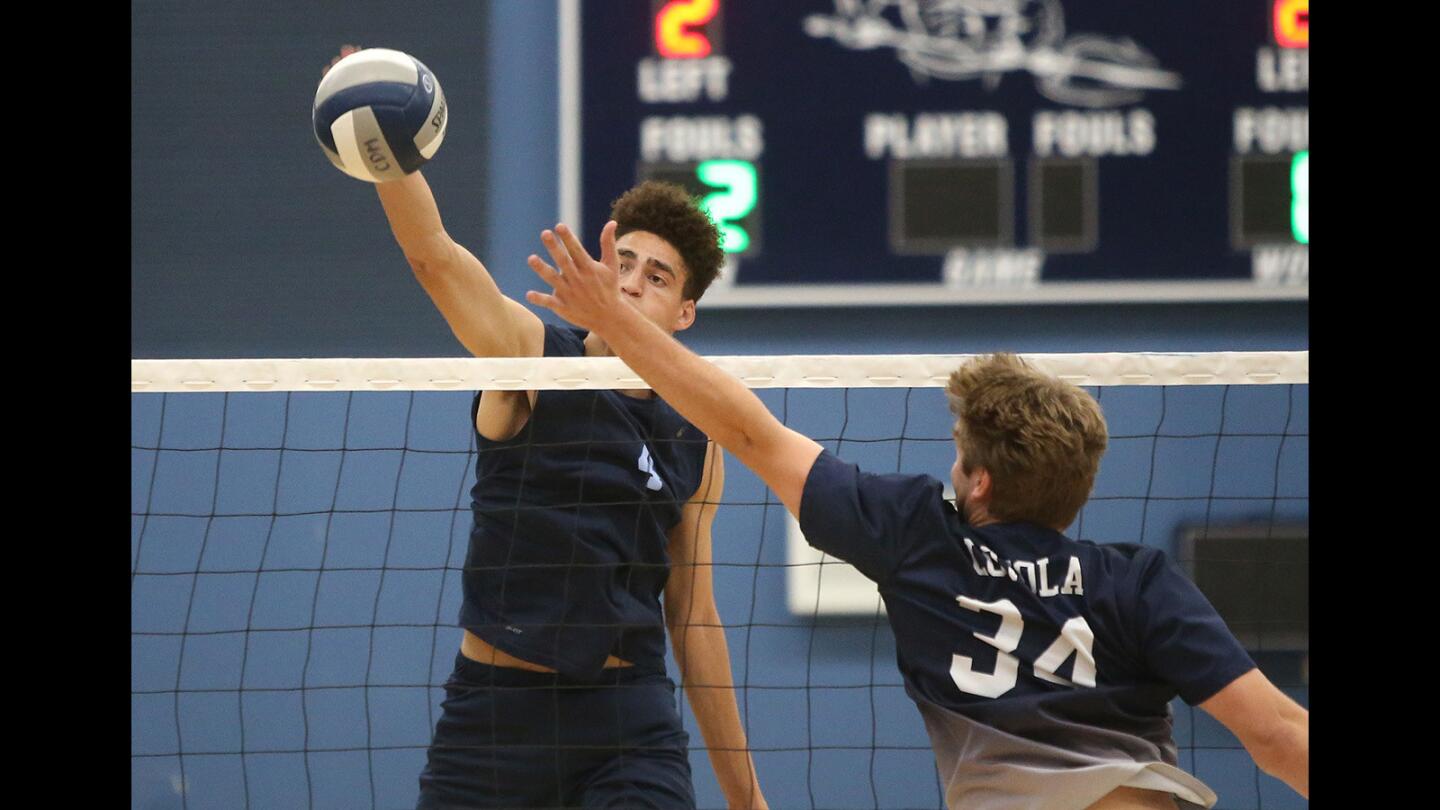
top-left (460, 629), bottom-right (634, 672)
top-left (1086, 786), bottom-right (1180, 810)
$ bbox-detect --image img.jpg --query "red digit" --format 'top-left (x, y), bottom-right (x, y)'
top-left (1273, 0), bottom-right (1309, 49)
top-left (656, 0), bottom-right (718, 59)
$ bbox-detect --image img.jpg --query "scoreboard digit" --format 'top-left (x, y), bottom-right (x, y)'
top-left (654, 0), bottom-right (720, 58)
top-left (638, 159), bottom-right (761, 255)
top-left (1273, 0), bottom-right (1310, 48)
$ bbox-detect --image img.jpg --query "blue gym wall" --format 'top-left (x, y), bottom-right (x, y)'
top-left (131, 3), bottom-right (1307, 809)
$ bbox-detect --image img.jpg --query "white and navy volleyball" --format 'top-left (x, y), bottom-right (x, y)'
top-left (313, 48), bottom-right (447, 183)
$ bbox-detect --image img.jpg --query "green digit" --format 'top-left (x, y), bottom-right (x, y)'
top-left (1291, 151), bottom-right (1308, 245)
top-left (696, 160), bottom-right (758, 253)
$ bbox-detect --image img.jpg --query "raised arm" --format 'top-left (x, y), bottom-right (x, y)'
top-left (664, 445), bottom-right (767, 809)
top-left (375, 172), bottom-right (542, 359)
top-left (1198, 668), bottom-right (1308, 798)
top-left (321, 45), bottom-right (542, 360)
top-left (525, 222), bottom-right (822, 517)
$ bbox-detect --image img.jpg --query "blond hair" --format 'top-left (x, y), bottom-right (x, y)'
top-left (946, 353), bottom-right (1108, 529)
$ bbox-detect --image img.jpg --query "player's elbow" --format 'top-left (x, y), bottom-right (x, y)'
top-left (727, 426), bottom-right (765, 465)
top-left (1243, 715), bottom-right (1308, 797)
top-left (401, 232), bottom-right (459, 279)
top-left (733, 418), bottom-right (790, 470)
top-left (664, 591), bottom-right (718, 633)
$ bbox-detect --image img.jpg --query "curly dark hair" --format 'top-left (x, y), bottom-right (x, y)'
top-left (609, 181), bottom-right (725, 301)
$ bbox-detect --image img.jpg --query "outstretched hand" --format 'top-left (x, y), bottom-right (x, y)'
top-left (525, 221), bottom-right (627, 333)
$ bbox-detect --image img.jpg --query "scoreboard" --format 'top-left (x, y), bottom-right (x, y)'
top-left (564, 0), bottom-right (1309, 306)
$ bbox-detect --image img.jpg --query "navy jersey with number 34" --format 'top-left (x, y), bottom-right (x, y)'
top-left (799, 451), bottom-right (1256, 810)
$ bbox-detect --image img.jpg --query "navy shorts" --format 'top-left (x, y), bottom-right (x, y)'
top-left (417, 651), bottom-right (694, 810)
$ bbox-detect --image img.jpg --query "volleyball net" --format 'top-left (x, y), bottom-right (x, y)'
top-left (131, 351), bottom-right (1308, 810)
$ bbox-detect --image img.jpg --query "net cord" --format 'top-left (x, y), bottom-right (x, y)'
top-left (131, 352), bottom-right (1308, 393)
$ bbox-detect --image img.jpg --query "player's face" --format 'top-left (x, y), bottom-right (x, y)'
top-left (615, 230), bottom-right (696, 335)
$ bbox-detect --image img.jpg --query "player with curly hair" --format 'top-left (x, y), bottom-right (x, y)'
top-left (322, 41), bottom-right (761, 808)
top-left (376, 164), bottom-right (763, 810)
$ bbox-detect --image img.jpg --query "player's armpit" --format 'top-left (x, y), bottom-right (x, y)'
top-left (1198, 668), bottom-right (1309, 798)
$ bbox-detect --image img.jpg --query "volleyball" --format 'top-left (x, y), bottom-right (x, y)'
top-left (313, 48), bottom-right (448, 183)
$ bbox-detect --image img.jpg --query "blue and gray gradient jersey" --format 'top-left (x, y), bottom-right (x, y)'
top-left (799, 450), bottom-right (1254, 809)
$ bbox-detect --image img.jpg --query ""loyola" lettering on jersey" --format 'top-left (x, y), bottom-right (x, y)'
top-left (961, 537), bottom-right (1084, 597)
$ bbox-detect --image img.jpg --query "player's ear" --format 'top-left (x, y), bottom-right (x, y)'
top-left (673, 299), bottom-right (696, 332)
top-left (969, 466), bottom-right (993, 503)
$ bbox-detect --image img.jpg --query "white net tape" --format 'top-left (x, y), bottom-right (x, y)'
top-left (131, 351), bottom-right (1308, 393)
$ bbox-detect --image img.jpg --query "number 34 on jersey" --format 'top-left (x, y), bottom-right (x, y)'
top-left (950, 542), bottom-right (1096, 700)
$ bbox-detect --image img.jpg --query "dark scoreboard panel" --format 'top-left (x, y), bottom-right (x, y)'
top-left (571, 0), bottom-right (1309, 305)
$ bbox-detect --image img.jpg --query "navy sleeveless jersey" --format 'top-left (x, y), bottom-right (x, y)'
top-left (799, 450), bottom-right (1257, 808)
top-left (459, 326), bottom-right (710, 679)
